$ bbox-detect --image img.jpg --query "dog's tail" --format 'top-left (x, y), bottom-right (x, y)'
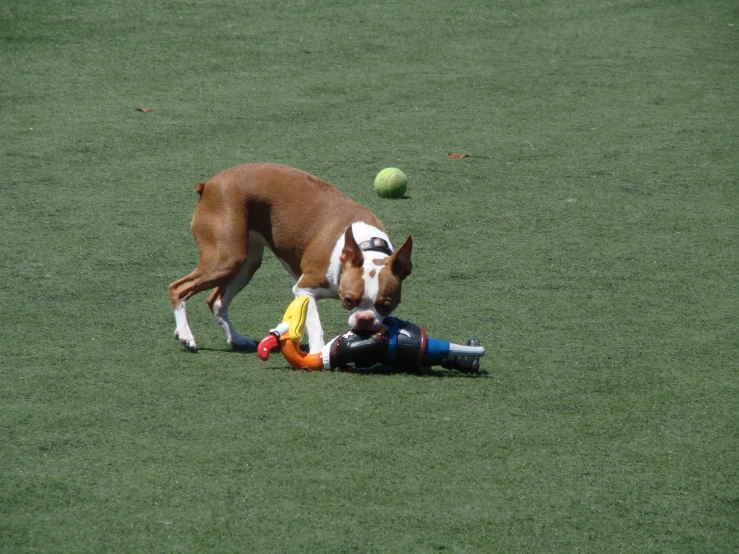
top-left (194, 182), bottom-right (206, 195)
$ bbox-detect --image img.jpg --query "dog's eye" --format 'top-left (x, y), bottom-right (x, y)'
top-left (376, 301), bottom-right (394, 316)
top-left (342, 296), bottom-right (355, 309)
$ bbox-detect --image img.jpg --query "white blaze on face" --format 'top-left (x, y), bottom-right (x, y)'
top-left (362, 253), bottom-right (383, 305)
top-left (346, 251), bottom-right (386, 331)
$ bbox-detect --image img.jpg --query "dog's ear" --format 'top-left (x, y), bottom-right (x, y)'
top-left (340, 226), bottom-right (364, 268)
top-left (389, 235), bottom-right (412, 280)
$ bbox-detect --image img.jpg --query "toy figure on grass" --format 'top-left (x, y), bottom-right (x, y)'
top-left (258, 297), bottom-right (485, 373)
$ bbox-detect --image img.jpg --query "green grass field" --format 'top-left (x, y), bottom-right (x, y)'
top-left (2, 0), bottom-right (737, 551)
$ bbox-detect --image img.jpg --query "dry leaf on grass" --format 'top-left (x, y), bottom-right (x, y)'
top-left (448, 152), bottom-right (489, 159)
top-left (136, 107), bottom-right (153, 113)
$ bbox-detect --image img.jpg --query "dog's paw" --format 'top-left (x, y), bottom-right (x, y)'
top-left (174, 328), bottom-right (198, 352)
top-left (228, 333), bottom-right (257, 352)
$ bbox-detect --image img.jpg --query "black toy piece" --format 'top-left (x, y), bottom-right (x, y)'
top-left (327, 318), bottom-right (483, 372)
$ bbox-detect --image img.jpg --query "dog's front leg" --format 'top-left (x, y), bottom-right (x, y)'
top-left (292, 285), bottom-right (328, 353)
top-left (303, 295), bottom-right (325, 353)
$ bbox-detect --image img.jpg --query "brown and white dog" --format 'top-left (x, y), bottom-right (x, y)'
top-left (168, 163), bottom-right (412, 353)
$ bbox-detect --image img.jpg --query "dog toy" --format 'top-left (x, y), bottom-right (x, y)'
top-left (257, 297), bottom-right (484, 372)
top-left (374, 167), bottom-right (408, 199)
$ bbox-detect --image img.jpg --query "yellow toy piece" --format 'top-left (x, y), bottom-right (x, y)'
top-left (256, 296), bottom-right (324, 370)
top-left (283, 296), bottom-right (309, 342)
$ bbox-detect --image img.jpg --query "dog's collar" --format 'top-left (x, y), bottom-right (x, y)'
top-left (358, 237), bottom-right (393, 257)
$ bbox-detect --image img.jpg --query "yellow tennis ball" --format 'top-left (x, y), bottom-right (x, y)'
top-left (374, 168), bottom-right (408, 199)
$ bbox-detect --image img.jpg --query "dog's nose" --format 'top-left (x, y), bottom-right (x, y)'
top-left (353, 310), bottom-right (377, 330)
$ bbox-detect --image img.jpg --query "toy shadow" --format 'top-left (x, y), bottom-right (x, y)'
top-left (195, 347), bottom-right (488, 378)
top-left (352, 365), bottom-right (489, 378)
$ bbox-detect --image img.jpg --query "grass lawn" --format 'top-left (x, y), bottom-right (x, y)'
top-left (1, 0), bottom-right (737, 551)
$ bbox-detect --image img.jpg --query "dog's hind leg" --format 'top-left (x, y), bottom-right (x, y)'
top-left (169, 271), bottom-right (204, 351)
top-left (168, 185), bottom-right (249, 351)
top-left (207, 235), bottom-right (265, 350)
top-left (169, 254), bottom-right (245, 352)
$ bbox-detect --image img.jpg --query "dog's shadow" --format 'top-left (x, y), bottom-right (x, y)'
top-left (197, 345), bottom-right (258, 353)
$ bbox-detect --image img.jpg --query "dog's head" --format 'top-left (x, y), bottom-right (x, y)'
top-left (338, 226), bottom-right (412, 332)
